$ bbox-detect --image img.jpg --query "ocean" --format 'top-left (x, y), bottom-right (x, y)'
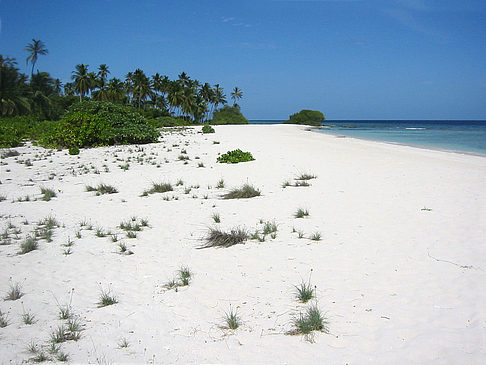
top-left (249, 120), bottom-right (486, 156)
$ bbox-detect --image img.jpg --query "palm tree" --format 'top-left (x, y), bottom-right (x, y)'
top-left (0, 56), bottom-right (31, 116)
top-left (213, 84), bottom-right (226, 111)
top-left (25, 39), bottom-right (48, 77)
top-left (71, 64), bottom-right (91, 102)
top-left (132, 69), bottom-right (152, 109)
top-left (53, 79), bottom-right (62, 96)
top-left (106, 78), bottom-right (125, 103)
top-left (231, 87), bottom-right (243, 107)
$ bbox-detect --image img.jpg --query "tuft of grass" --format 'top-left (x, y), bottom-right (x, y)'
top-left (294, 180), bottom-right (310, 187)
top-left (111, 234), bottom-right (119, 242)
top-left (296, 173), bottom-right (317, 181)
top-left (200, 227), bottom-right (249, 248)
top-left (282, 180), bottom-right (291, 188)
top-left (50, 325), bottom-right (67, 343)
top-left (126, 231), bottom-right (137, 239)
top-left (33, 352), bottom-right (49, 363)
top-left (98, 288), bottom-right (118, 307)
top-left (57, 352), bottom-right (69, 362)
top-left (262, 220), bottom-right (278, 235)
top-left (20, 235), bottom-right (38, 254)
top-left (290, 304), bottom-right (328, 335)
top-left (212, 212), bottom-right (221, 223)
top-left (197, 162), bottom-right (205, 168)
top-left (295, 281), bottom-right (315, 303)
top-left (216, 179), bottom-right (225, 189)
top-left (310, 232), bottom-right (321, 241)
top-left (22, 310), bottom-right (36, 325)
top-left (143, 182), bottom-right (173, 195)
top-left (223, 307), bottom-right (241, 330)
top-left (95, 227), bottom-right (106, 238)
top-left (118, 242), bottom-right (133, 255)
top-left (118, 338), bottom-right (130, 348)
top-left (5, 282), bottom-right (23, 300)
top-left (58, 305), bottom-right (72, 320)
top-left (0, 310), bottom-right (8, 327)
top-left (40, 187), bottom-right (56, 201)
top-left (66, 317), bottom-right (83, 340)
top-left (223, 184), bottom-right (261, 199)
top-left (86, 183), bottom-right (118, 195)
top-left (295, 208), bottom-right (309, 218)
top-left (178, 266), bottom-right (192, 286)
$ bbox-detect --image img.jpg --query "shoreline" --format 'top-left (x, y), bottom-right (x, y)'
top-left (1, 124), bottom-right (485, 364)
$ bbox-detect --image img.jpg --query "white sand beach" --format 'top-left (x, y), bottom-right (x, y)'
top-left (1, 124), bottom-right (485, 364)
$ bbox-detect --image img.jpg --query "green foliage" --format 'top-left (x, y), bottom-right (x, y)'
top-left (284, 109), bottom-right (325, 126)
top-left (200, 227), bottom-right (249, 248)
top-left (45, 101), bottom-right (159, 148)
top-left (149, 116), bottom-right (193, 128)
top-left (210, 105), bottom-right (248, 125)
top-left (202, 124), bottom-right (215, 133)
top-left (0, 115), bottom-right (61, 148)
top-left (217, 149), bottom-right (255, 164)
top-left (68, 147), bottom-right (79, 155)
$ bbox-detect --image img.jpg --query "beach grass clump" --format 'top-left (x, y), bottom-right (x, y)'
top-left (85, 183), bottom-right (118, 195)
top-left (118, 338), bottom-right (130, 348)
top-left (58, 305), bottom-right (72, 320)
top-left (295, 281), bottom-right (315, 303)
top-left (216, 178), bottom-right (225, 189)
top-left (97, 288), bottom-right (118, 307)
top-left (202, 124), bottom-right (215, 133)
top-left (262, 220), bottom-right (278, 235)
top-left (223, 307), bottom-right (241, 330)
top-left (19, 235), bottom-right (38, 254)
top-left (294, 180), bottom-right (310, 187)
top-left (223, 184), bottom-right (260, 199)
top-left (22, 310), bottom-right (36, 325)
top-left (142, 182), bottom-right (173, 196)
top-left (1, 149), bottom-right (20, 158)
top-left (289, 304), bottom-right (328, 336)
top-left (40, 187), bottom-right (56, 201)
top-left (217, 149), bottom-right (255, 164)
top-left (295, 208), bottom-right (309, 218)
top-left (5, 282), bottom-right (23, 301)
top-left (296, 173), bottom-right (317, 181)
top-left (0, 310), bottom-right (8, 327)
top-left (200, 227), bottom-right (249, 248)
top-left (178, 266), bottom-right (192, 286)
top-left (310, 232), bottom-right (321, 241)
top-left (212, 212), bottom-right (221, 223)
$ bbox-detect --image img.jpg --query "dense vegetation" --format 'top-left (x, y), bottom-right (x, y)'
top-left (284, 109), bottom-right (325, 126)
top-left (1, 39), bottom-right (248, 147)
top-left (211, 105), bottom-right (248, 125)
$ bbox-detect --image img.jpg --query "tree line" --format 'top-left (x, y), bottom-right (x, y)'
top-left (1, 39), bottom-right (243, 122)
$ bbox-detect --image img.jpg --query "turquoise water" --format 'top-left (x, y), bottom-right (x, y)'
top-left (249, 120), bottom-right (486, 155)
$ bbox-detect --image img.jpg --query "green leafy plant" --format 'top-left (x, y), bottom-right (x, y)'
top-left (223, 307), bottom-right (241, 330)
top-left (202, 124), bottom-right (215, 133)
top-left (289, 304), bottom-right (328, 335)
top-left (295, 208), bottom-right (309, 218)
top-left (295, 281), bottom-right (315, 303)
top-left (40, 187), bottom-right (56, 201)
top-left (217, 149), bottom-right (255, 164)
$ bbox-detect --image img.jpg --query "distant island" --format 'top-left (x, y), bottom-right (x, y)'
top-left (284, 109), bottom-right (325, 126)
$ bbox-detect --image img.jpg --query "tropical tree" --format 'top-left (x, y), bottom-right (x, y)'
top-left (132, 69), bottom-right (152, 109)
top-left (25, 39), bottom-right (48, 77)
top-left (0, 55), bottom-right (31, 116)
top-left (213, 84), bottom-right (226, 111)
top-left (71, 64), bottom-right (93, 102)
top-left (106, 78), bottom-right (125, 103)
top-left (231, 86), bottom-right (243, 107)
top-left (92, 64), bottom-right (111, 101)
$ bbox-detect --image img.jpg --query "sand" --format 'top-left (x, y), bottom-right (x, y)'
top-left (0, 124), bottom-right (485, 364)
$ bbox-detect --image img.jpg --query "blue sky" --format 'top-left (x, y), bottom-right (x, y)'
top-left (1, 0), bottom-right (485, 119)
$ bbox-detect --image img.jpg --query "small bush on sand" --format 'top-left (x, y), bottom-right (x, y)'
top-left (217, 149), bottom-right (254, 164)
top-left (202, 125), bottom-right (215, 134)
top-left (20, 235), bottom-right (38, 254)
top-left (97, 288), bottom-right (118, 307)
top-left (200, 227), bottom-right (249, 248)
top-left (223, 184), bottom-right (260, 199)
top-left (295, 208), bottom-right (309, 218)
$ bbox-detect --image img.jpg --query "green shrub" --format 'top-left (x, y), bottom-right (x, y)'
top-left (0, 116), bottom-right (60, 147)
top-left (202, 124), bottom-right (215, 133)
top-left (68, 147), bottom-right (79, 155)
top-left (46, 101), bottom-right (159, 148)
top-left (210, 105), bottom-right (248, 125)
top-left (284, 109), bottom-right (325, 126)
top-left (217, 149), bottom-right (255, 164)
